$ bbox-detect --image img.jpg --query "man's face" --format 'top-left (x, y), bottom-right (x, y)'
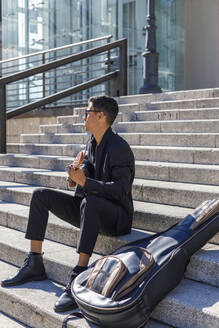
top-left (83, 102), bottom-right (100, 133)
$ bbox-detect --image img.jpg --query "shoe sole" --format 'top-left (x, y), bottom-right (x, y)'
top-left (54, 301), bottom-right (77, 313)
top-left (1, 274), bottom-right (47, 287)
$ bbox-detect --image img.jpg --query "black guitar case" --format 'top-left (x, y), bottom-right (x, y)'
top-left (63, 199), bottom-right (219, 328)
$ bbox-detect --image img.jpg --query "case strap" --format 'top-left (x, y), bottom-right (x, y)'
top-left (62, 311), bottom-right (84, 328)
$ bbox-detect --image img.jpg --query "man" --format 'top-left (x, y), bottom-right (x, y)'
top-left (1, 96), bottom-right (135, 312)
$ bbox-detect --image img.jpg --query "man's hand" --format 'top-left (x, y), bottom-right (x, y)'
top-left (67, 166), bottom-right (86, 187)
top-left (66, 176), bottom-right (76, 188)
top-left (65, 149), bottom-right (87, 188)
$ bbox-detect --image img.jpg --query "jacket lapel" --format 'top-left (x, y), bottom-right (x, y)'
top-left (95, 127), bottom-right (113, 180)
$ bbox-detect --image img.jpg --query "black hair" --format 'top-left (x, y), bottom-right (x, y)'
top-left (88, 96), bottom-right (119, 125)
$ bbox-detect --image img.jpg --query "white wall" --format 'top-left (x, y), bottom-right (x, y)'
top-left (184, 0), bottom-right (219, 90)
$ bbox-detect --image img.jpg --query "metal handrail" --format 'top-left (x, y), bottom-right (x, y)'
top-left (0, 35), bottom-right (112, 65)
top-left (0, 38), bottom-right (127, 153)
top-left (0, 39), bottom-right (125, 85)
top-left (6, 71), bottom-right (119, 119)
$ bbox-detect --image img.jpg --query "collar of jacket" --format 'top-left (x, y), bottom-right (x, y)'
top-left (91, 127), bottom-right (113, 179)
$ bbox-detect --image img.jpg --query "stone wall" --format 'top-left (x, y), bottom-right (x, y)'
top-left (6, 106), bottom-right (75, 143)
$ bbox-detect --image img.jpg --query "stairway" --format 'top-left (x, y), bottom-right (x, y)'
top-left (0, 88), bottom-right (218, 328)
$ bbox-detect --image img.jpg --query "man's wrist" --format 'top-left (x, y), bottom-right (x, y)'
top-left (81, 176), bottom-right (86, 187)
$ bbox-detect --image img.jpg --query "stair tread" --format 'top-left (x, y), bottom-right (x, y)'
top-left (0, 260), bottom-right (174, 328)
top-left (135, 107), bottom-right (219, 114)
top-left (0, 197), bottom-right (190, 218)
top-left (3, 159), bottom-right (219, 170)
top-left (20, 132), bottom-right (219, 136)
top-left (1, 174), bottom-right (219, 193)
top-left (0, 162), bottom-right (219, 188)
top-left (0, 240), bottom-right (219, 327)
top-left (149, 96), bottom-right (219, 104)
top-left (1, 197), bottom-right (218, 245)
top-left (0, 204), bottom-right (218, 288)
top-left (0, 177), bottom-right (218, 217)
top-left (0, 195), bottom-right (155, 254)
top-left (0, 153), bottom-right (74, 160)
top-left (117, 88), bottom-right (219, 103)
top-left (120, 118), bottom-right (219, 123)
top-left (39, 118), bottom-right (219, 127)
top-left (135, 161), bottom-right (219, 169)
top-left (7, 143), bottom-right (219, 151)
top-left (1, 223), bottom-right (219, 289)
top-left (0, 311), bottom-right (28, 327)
top-left (134, 178), bottom-right (219, 192)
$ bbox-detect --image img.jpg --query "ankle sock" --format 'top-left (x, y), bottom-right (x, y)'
top-left (74, 265), bottom-right (88, 273)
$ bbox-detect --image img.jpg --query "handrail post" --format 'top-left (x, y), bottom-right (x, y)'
top-left (42, 53), bottom-right (46, 98)
top-left (106, 36), bottom-right (112, 96)
top-left (119, 39), bottom-right (127, 96)
top-left (0, 85), bottom-right (7, 153)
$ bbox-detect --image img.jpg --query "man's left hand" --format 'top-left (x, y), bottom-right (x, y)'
top-left (68, 167), bottom-right (86, 187)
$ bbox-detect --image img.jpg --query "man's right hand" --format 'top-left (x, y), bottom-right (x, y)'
top-left (66, 149), bottom-right (86, 188)
top-left (67, 177), bottom-right (76, 188)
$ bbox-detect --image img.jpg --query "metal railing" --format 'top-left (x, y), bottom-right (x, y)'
top-left (0, 38), bottom-right (127, 153)
top-left (0, 35), bottom-right (113, 66)
top-left (0, 35), bottom-right (113, 108)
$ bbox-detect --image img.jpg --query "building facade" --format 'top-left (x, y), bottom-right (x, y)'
top-left (0, 0), bottom-right (218, 102)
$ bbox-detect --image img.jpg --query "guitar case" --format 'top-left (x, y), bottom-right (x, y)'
top-left (63, 199), bottom-right (219, 328)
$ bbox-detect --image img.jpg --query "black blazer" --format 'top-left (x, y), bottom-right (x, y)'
top-left (76, 127), bottom-right (135, 235)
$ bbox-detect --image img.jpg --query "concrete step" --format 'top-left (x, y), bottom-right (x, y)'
top-left (117, 88), bottom-right (219, 104)
top-left (147, 97), bottom-right (219, 111)
top-left (0, 195), bottom-right (151, 256)
top-left (0, 166), bottom-right (70, 190)
top-left (135, 161), bottom-right (219, 186)
top-left (1, 171), bottom-right (219, 209)
top-left (73, 103), bottom-right (142, 116)
top-left (55, 108), bottom-right (219, 127)
top-left (132, 145), bottom-right (219, 165)
top-left (152, 278), bottom-right (219, 328)
top-left (7, 143), bottom-right (84, 157)
top-left (39, 119), bottom-right (219, 134)
top-left (20, 132), bottom-right (89, 145)
top-left (134, 108), bottom-right (219, 121)
top-left (0, 172), bottom-right (219, 208)
top-left (0, 206), bottom-right (218, 288)
top-left (57, 114), bottom-right (82, 125)
top-left (0, 198), bottom-right (191, 237)
top-left (57, 111), bottom-right (123, 124)
top-left (40, 123), bottom-right (85, 134)
top-left (20, 132), bottom-right (219, 148)
top-left (0, 311), bottom-right (28, 327)
top-left (0, 260), bottom-right (173, 328)
top-left (0, 226), bottom-right (100, 285)
top-left (115, 119), bottom-right (219, 133)
top-left (7, 144), bottom-right (219, 165)
top-left (0, 160), bottom-right (218, 189)
top-left (0, 183), bottom-right (218, 245)
top-left (0, 153), bottom-right (74, 171)
top-left (132, 178), bottom-right (219, 208)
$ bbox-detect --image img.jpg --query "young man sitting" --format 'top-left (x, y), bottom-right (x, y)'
top-left (1, 96), bottom-right (135, 313)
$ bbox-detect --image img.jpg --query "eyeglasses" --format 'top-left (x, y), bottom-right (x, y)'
top-left (84, 109), bottom-right (102, 119)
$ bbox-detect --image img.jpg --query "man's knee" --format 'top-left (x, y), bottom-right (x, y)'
top-left (31, 188), bottom-right (50, 204)
top-left (80, 195), bottom-right (100, 216)
top-left (81, 196), bottom-right (100, 210)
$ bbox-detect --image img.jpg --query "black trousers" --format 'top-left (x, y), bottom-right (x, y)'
top-left (25, 188), bottom-right (120, 256)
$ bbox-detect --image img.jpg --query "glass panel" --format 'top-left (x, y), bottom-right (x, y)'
top-left (1, 0), bottom-right (185, 108)
top-left (156, 0), bottom-right (184, 91)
